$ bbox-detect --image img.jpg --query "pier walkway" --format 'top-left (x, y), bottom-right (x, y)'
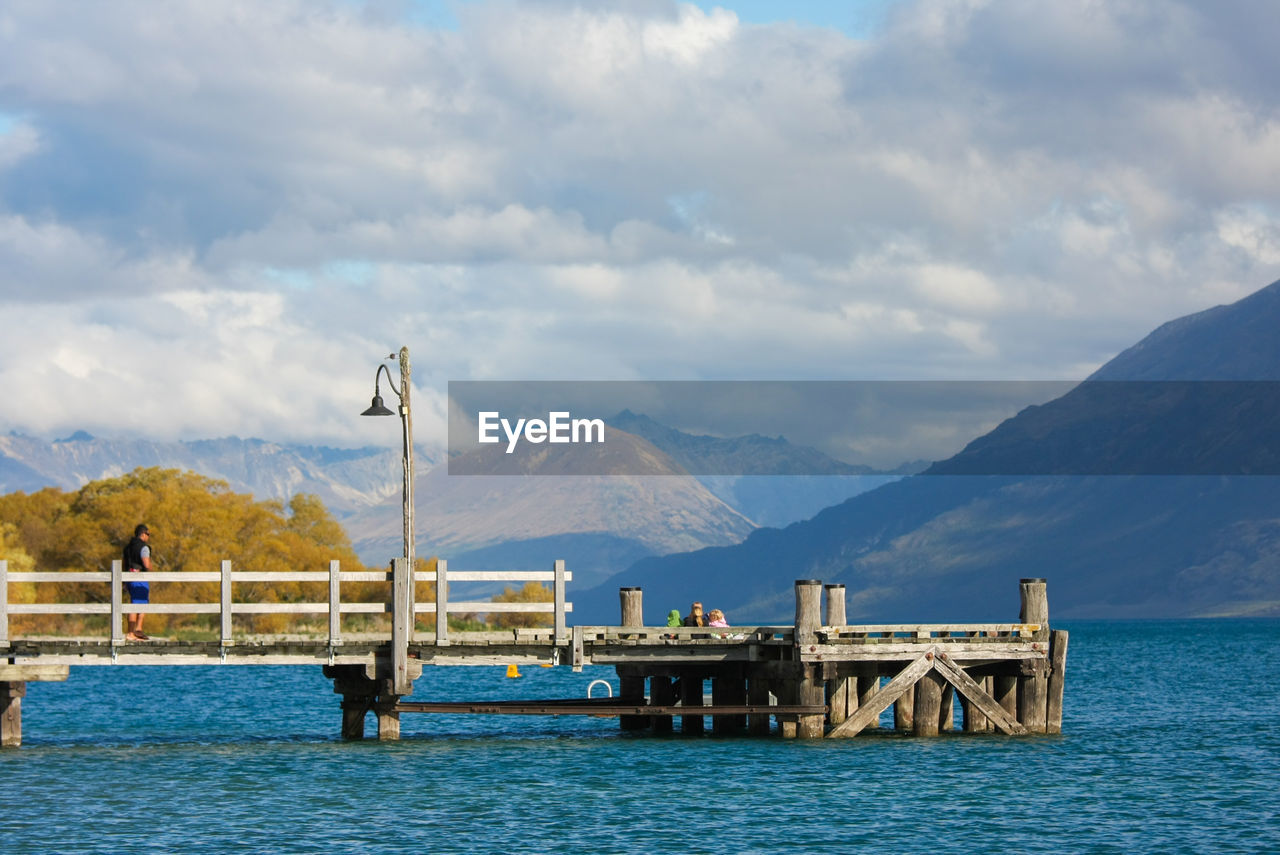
top-left (1, 559), bottom-right (1066, 745)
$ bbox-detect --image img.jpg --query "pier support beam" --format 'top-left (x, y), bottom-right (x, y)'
top-left (679, 673), bottom-right (704, 734)
top-left (747, 674), bottom-right (771, 735)
top-left (823, 585), bottom-right (854, 726)
top-left (1018, 578), bottom-right (1050, 733)
top-left (618, 588), bottom-right (648, 731)
top-left (794, 580), bottom-right (826, 738)
top-left (1, 682), bottom-right (24, 748)
top-left (650, 676), bottom-right (674, 733)
top-left (325, 665), bottom-right (378, 741)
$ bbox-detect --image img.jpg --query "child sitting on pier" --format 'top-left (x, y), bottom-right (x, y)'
top-left (707, 609), bottom-right (728, 627)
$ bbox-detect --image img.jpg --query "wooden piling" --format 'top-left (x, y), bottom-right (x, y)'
top-left (1, 682), bottom-right (23, 748)
top-left (618, 588), bottom-right (647, 731)
top-left (912, 666), bottom-right (944, 736)
top-left (1047, 629), bottom-right (1069, 734)
top-left (325, 664), bottom-right (377, 741)
top-left (747, 674), bottom-right (771, 735)
top-left (650, 676), bottom-right (675, 733)
top-left (680, 673), bottom-right (704, 735)
top-left (1018, 578), bottom-right (1050, 732)
top-left (823, 584), bottom-right (854, 726)
top-left (939, 683), bottom-right (955, 731)
top-left (894, 684), bottom-right (915, 730)
top-left (857, 667), bottom-right (879, 729)
top-left (794, 580), bottom-right (825, 738)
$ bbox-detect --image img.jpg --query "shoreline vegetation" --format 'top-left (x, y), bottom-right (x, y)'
top-left (0, 467), bottom-right (552, 639)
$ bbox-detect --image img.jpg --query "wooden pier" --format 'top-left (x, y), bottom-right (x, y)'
top-left (1, 557), bottom-right (1067, 745)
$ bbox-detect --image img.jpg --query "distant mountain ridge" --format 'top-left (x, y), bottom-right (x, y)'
top-left (579, 279), bottom-right (1280, 623)
top-left (0, 432), bottom-right (417, 517)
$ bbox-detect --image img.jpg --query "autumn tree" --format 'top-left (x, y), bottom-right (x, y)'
top-left (490, 581), bottom-right (554, 628)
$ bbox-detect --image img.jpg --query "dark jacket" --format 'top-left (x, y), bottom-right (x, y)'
top-left (123, 536), bottom-right (148, 571)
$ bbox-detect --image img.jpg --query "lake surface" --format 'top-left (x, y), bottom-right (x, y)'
top-left (3, 619), bottom-right (1278, 854)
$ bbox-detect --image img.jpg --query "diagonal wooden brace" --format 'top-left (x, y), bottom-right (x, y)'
top-left (826, 648), bottom-right (936, 738)
top-left (932, 653), bottom-right (1027, 735)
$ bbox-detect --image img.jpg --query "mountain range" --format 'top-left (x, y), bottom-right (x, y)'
top-left (577, 279), bottom-right (1280, 623)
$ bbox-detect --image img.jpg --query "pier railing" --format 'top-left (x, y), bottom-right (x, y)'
top-left (0, 558), bottom-right (572, 648)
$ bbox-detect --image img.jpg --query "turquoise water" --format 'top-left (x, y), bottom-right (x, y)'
top-left (3, 620), bottom-right (1278, 854)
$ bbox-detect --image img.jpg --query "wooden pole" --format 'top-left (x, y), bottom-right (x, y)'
top-left (650, 676), bottom-right (674, 733)
top-left (856, 666), bottom-right (879, 729)
top-left (1018, 578), bottom-right (1050, 732)
top-left (794, 580), bottom-right (824, 738)
top-left (435, 558), bottom-right (449, 646)
top-left (895, 683), bottom-right (915, 730)
top-left (110, 559), bottom-right (124, 646)
top-left (618, 588), bottom-right (647, 731)
top-left (324, 665), bottom-right (376, 741)
top-left (995, 675), bottom-right (1018, 721)
top-left (1046, 629), bottom-right (1069, 734)
top-left (328, 559), bottom-right (342, 647)
top-left (220, 559), bottom-right (233, 646)
top-left (747, 672), bottom-right (771, 735)
top-left (939, 683), bottom-right (955, 731)
top-left (913, 667), bottom-right (944, 736)
top-left (0, 560), bottom-right (7, 645)
top-left (680, 672), bottom-right (704, 735)
top-left (392, 556), bottom-right (413, 697)
top-left (1, 681), bottom-right (23, 748)
top-left (553, 559), bottom-right (567, 645)
top-left (824, 584), bottom-right (853, 726)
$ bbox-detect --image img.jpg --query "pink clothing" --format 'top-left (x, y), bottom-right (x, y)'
top-left (709, 618), bottom-right (729, 627)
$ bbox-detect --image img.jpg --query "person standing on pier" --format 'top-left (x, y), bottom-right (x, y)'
top-left (122, 524), bottom-right (152, 641)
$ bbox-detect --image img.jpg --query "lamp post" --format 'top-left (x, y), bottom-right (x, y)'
top-left (361, 346), bottom-right (414, 570)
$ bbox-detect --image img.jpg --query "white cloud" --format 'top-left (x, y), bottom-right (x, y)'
top-left (0, 0), bottom-right (1278, 446)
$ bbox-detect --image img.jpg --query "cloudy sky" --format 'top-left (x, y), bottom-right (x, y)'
top-left (2, 0), bottom-right (1278, 453)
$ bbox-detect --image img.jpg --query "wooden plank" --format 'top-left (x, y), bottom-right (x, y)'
top-left (411, 570), bottom-right (574, 582)
top-left (802, 642), bottom-right (1045, 661)
top-left (931, 653), bottom-right (1027, 735)
top-left (0, 665), bottom-right (69, 681)
top-left (827, 650), bottom-right (936, 738)
top-left (572, 625), bottom-right (585, 671)
top-left (822, 623), bottom-right (1041, 636)
top-left (1046, 629), bottom-right (1069, 734)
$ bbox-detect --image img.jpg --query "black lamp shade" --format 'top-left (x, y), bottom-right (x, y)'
top-left (361, 395), bottom-right (395, 416)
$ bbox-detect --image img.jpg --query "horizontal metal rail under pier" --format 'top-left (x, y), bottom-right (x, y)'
top-left (395, 699), bottom-right (829, 717)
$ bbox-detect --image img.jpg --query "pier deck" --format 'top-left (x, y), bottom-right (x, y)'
top-left (1, 559), bottom-right (1066, 744)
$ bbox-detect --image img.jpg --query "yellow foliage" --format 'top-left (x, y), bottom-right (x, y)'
top-left (0, 467), bottom-right (374, 637)
top-left (491, 581), bottom-right (553, 629)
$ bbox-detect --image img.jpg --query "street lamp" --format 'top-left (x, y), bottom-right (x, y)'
top-left (361, 346), bottom-right (414, 569)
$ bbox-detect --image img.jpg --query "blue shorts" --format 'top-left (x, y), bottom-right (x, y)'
top-left (124, 580), bottom-right (150, 604)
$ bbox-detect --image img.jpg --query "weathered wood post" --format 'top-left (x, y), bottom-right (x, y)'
top-left (823, 584), bottom-right (853, 725)
top-left (856, 666), bottom-right (880, 729)
top-left (618, 587), bottom-right (647, 731)
top-left (712, 665), bottom-right (747, 734)
top-left (324, 664), bottom-right (377, 740)
top-left (1, 681), bottom-right (23, 748)
top-left (680, 671), bottom-right (705, 735)
top-left (650, 675), bottom-right (675, 733)
top-left (794, 580), bottom-right (825, 739)
top-left (110, 559), bottom-right (124, 646)
top-left (1018, 578), bottom-right (1050, 733)
top-left (0, 559), bottom-right (7, 646)
top-left (747, 669), bottom-right (772, 735)
top-left (913, 652), bottom-right (944, 736)
top-left (1047, 629), bottom-right (1069, 734)
top-left (894, 684), bottom-right (915, 730)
